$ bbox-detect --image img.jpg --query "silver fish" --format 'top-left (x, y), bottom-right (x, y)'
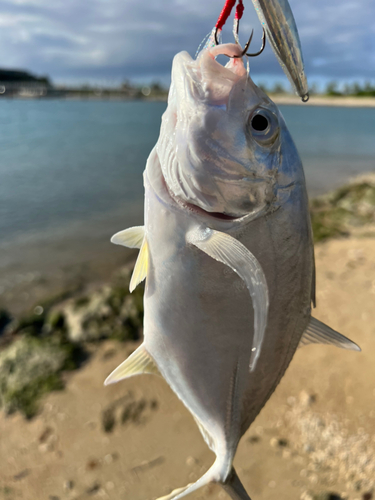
top-left (106, 42), bottom-right (359, 500)
top-left (251, 0), bottom-right (309, 101)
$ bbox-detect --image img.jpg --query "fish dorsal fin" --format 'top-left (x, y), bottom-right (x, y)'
top-left (111, 226), bottom-right (145, 249)
top-left (299, 317), bottom-right (361, 351)
top-left (187, 227), bottom-right (269, 371)
top-left (129, 237), bottom-right (149, 292)
top-left (104, 343), bottom-right (160, 386)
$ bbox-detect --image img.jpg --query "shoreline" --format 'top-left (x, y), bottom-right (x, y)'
top-left (271, 94), bottom-right (375, 107)
top-left (4, 94), bottom-right (375, 108)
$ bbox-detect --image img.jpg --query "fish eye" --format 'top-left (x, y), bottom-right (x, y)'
top-left (248, 108), bottom-right (279, 144)
top-left (251, 113), bottom-right (269, 132)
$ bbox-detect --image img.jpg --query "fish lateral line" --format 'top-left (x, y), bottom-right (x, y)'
top-left (186, 226), bottom-right (269, 372)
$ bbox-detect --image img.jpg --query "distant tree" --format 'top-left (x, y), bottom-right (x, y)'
top-left (272, 82), bottom-right (286, 94)
top-left (257, 82), bottom-right (269, 93)
top-left (309, 82), bottom-right (318, 95)
top-left (325, 81), bottom-right (342, 96)
top-left (352, 82), bottom-right (362, 95)
top-left (121, 79), bottom-right (132, 90)
top-left (38, 75), bottom-right (52, 87)
top-left (150, 82), bottom-right (163, 92)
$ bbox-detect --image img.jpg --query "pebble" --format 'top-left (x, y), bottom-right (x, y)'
top-left (104, 454), bottom-right (113, 464)
top-left (299, 390), bottom-right (316, 407)
top-left (106, 482), bottom-right (115, 491)
top-left (186, 456), bottom-right (197, 467)
top-left (300, 492), bottom-right (313, 500)
top-left (64, 480), bottom-right (74, 491)
top-left (270, 437), bottom-right (278, 448)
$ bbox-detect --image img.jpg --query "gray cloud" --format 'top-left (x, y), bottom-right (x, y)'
top-left (0, 0), bottom-right (373, 84)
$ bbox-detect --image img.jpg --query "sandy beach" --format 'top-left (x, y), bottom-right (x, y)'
top-left (271, 95), bottom-right (375, 108)
top-left (1, 231), bottom-right (375, 500)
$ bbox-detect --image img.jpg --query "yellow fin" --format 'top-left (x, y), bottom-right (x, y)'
top-left (104, 344), bottom-right (159, 386)
top-left (129, 237), bottom-right (149, 292)
top-left (111, 226), bottom-right (144, 249)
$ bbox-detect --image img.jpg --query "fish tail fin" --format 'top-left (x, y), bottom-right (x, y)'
top-left (220, 468), bottom-right (252, 500)
top-left (155, 461), bottom-right (251, 500)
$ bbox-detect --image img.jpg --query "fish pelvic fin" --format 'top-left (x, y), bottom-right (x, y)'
top-left (186, 226), bottom-right (269, 371)
top-left (299, 317), bottom-right (361, 352)
top-left (111, 226), bottom-right (145, 249)
top-left (104, 343), bottom-right (160, 386)
top-left (110, 226), bottom-right (149, 292)
top-left (155, 461), bottom-right (251, 500)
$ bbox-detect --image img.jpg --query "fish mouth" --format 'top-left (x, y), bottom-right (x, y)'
top-left (178, 42), bottom-right (248, 107)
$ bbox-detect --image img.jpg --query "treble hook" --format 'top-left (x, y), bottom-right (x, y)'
top-left (232, 28), bottom-right (266, 58)
top-left (219, 28), bottom-right (266, 59)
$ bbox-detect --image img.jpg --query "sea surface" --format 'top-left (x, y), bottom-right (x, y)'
top-left (0, 99), bottom-right (374, 311)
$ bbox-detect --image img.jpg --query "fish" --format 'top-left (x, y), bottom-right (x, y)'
top-left (251, 0), bottom-right (309, 101)
top-left (105, 42), bottom-right (360, 500)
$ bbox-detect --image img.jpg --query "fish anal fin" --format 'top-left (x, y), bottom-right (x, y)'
top-left (187, 226), bottom-right (268, 372)
top-left (129, 237), bottom-right (149, 292)
top-left (111, 226), bottom-right (144, 249)
top-left (299, 317), bottom-right (361, 352)
top-left (104, 343), bottom-right (159, 386)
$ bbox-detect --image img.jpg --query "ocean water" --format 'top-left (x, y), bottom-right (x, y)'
top-left (0, 99), bottom-right (374, 309)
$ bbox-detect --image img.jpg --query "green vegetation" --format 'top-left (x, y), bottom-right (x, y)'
top-left (0, 269), bottom-right (143, 418)
top-left (310, 178), bottom-right (375, 242)
top-left (256, 80), bottom-right (375, 98)
top-left (326, 80), bottom-right (375, 97)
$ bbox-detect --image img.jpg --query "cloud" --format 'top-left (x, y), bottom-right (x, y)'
top-left (0, 0), bottom-right (373, 84)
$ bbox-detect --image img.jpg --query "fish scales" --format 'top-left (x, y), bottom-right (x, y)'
top-left (106, 41), bottom-right (360, 500)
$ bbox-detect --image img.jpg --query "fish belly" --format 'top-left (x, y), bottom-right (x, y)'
top-left (143, 178), bottom-right (313, 455)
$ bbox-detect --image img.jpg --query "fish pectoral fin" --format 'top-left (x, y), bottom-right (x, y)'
top-left (299, 317), bottom-right (361, 351)
top-left (187, 226), bottom-right (269, 372)
top-left (129, 237), bottom-right (149, 292)
top-left (111, 226), bottom-right (145, 249)
top-left (104, 343), bottom-right (160, 386)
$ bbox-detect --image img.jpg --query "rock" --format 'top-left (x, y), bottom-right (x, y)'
top-left (310, 176), bottom-right (375, 243)
top-left (0, 336), bottom-right (74, 418)
top-left (63, 281), bottom-right (143, 343)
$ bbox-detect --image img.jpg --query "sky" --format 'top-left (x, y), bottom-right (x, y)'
top-left (0, 0), bottom-right (374, 88)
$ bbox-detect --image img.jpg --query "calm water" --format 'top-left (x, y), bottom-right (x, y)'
top-left (0, 99), bottom-right (374, 308)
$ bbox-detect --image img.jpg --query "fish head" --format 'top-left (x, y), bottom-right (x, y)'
top-left (155, 43), bottom-right (303, 222)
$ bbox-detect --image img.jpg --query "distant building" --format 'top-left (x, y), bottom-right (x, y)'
top-left (0, 69), bottom-right (53, 97)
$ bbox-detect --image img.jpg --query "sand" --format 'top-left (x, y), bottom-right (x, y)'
top-left (271, 95), bottom-right (375, 108)
top-left (1, 233), bottom-right (375, 500)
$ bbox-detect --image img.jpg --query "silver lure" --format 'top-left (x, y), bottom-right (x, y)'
top-left (251, 0), bottom-right (309, 101)
top-left (106, 43), bottom-right (359, 500)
